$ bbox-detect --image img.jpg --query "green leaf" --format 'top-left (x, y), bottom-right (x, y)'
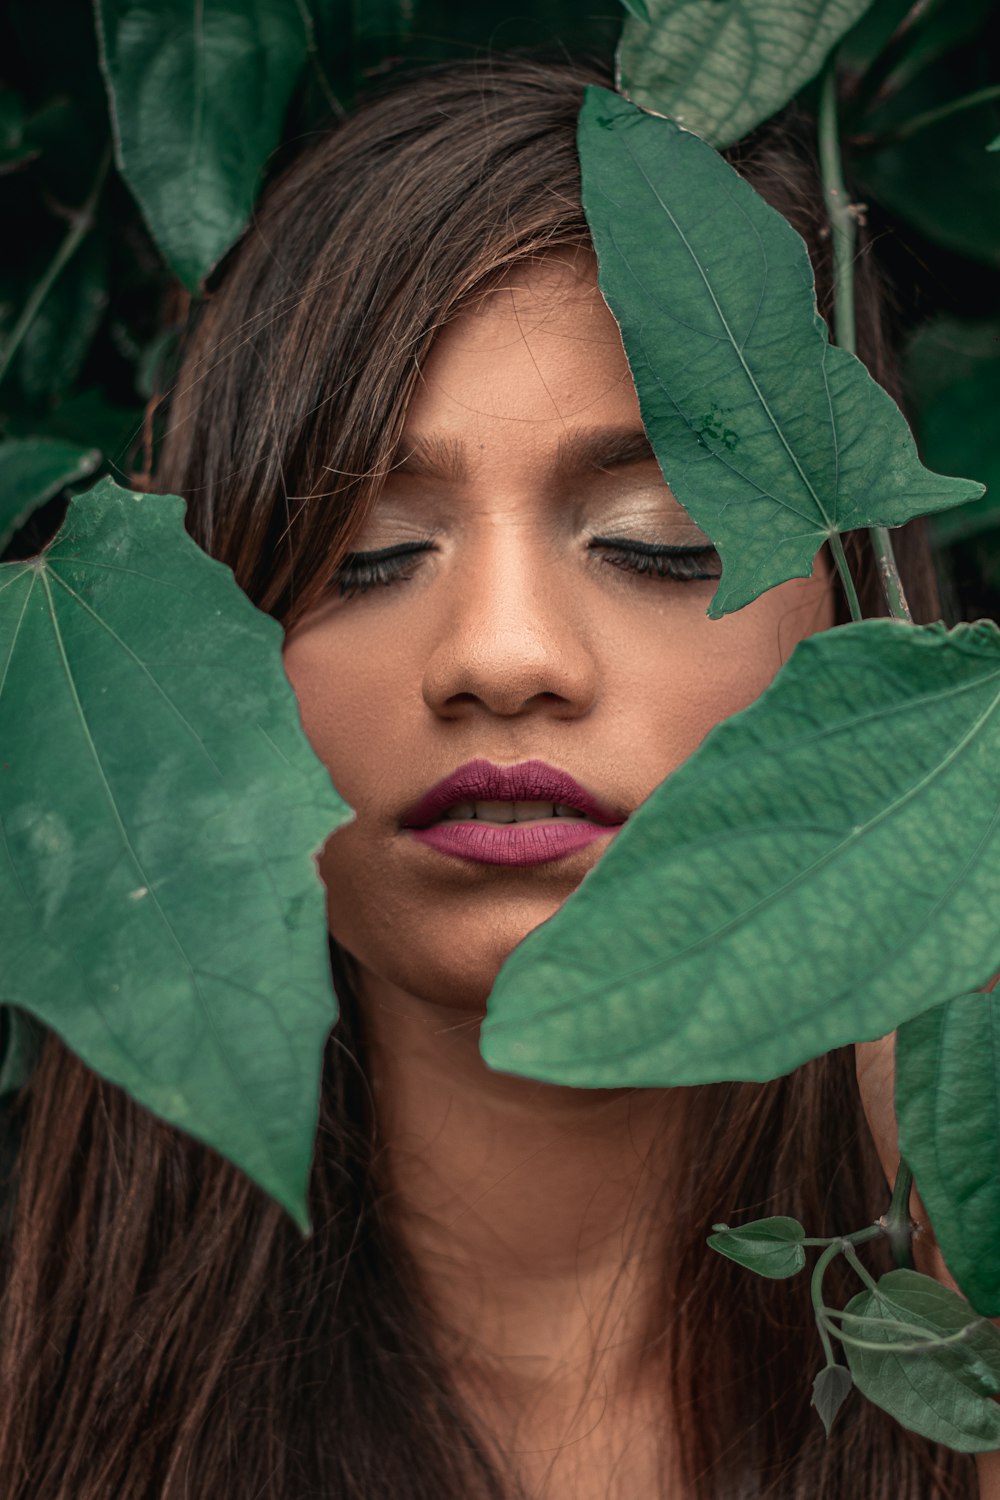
top-left (0, 438), bottom-right (101, 552)
top-left (0, 1007), bottom-right (45, 1095)
top-left (94, 0), bottom-right (310, 292)
top-left (0, 478), bottom-right (354, 1229)
top-left (896, 991), bottom-right (1000, 1316)
top-left (17, 233), bottom-right (108, 401)
top-left (988, 132), bottom-right (1000, 151)
top-left (903, 315), bottom-right (1000, 544)
top-left (840, 1269), bottom-right (1000, 1450)
top-left (577, 88), bottom-right (982, 618)
top-left (619, 0), bottom-right (652, 22)
top-left (480, 619), bottom-right (1000, 1088)
top-left (352, 0), bottom-right (414, 46)
top-left (617, 0), bottom-right (877, 147)
top-left (707, 1215), bottom-right (806, 1278)
top-left (811, 1363), bottom-right (853, 1437)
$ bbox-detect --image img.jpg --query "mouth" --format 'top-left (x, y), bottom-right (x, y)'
top-left (399, 758), bottom-right (627, 830)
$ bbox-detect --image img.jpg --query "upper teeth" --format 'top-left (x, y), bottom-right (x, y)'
top-left (439, 800), bottom-right (588, 823)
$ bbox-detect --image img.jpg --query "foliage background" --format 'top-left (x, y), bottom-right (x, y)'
top-left (1, 0), bottom-right (999, 621)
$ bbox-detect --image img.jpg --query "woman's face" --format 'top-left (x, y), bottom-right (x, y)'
top-left (283, 249), bottom-right (835, 1015)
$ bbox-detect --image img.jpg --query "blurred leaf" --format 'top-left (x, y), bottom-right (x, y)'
top-left (619, 0), bottom-right (651, 21)
top-left (94, 0), bottom-right (311, 292)
top-left (353, 0), bottom-right (414, 47)
top-left (988, 131), bottom-right (1000, 149)
top-left (0, 1007), bottom-right (45, 1096)
top-left (841, 0), bottom-right (994, 112)
top-left (0, 478), bottom-right (355, 1229)
top-left (617, 0), bottom-right (876, 147)
top-left (841, 1270), bottom-right (1000, 1450)
top-left (903, 315), bottom-right (1000, 544)
top-left (707, 1217), bottom-right (806, 1278)
top-left (5, 390), bottom-right (143, 472)
top-left (480, 619), bottom-right (1000, 1088)
top-left (577, 88), bottom-right (982, 618)
top-left (0, 437), bottom-right (101, 551)
top-left (855, 56), bottom-right (1000, 266)
top-left (0, 89), bottom-right (38, 172)
top-left (811, 1364), bottom-right (854, 1437)
top-left (896, 991), bottom-right (1000, 1316)
top-left (16, 233), bottom-right (108, 402)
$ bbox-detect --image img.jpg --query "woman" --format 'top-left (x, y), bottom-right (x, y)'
top-left (0, 53), bottom-right (992, 1499)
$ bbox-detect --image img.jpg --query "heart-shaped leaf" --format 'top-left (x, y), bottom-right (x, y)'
top-left (896, 990), bottom-right (1000, 1316)
top-left (577, 87), bottom-right (984, 617)
top-left (0, 478), bottom-right (354, 1229)
top-left (94, 0), bottom-right (309, 291)
top-left (708, 1216), bottom-right (806, 1278)
top-left (617, 0), bottom-right (876, 147)
top-left (840, 1269), bottom-right (1000, 1450)
top-left (481, 619), bottom-right (1000, 1088)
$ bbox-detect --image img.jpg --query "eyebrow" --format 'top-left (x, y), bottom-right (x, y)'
top-left (389, 426), bottom-right (660, 482)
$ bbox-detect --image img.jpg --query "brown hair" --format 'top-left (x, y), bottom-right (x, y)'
top-left (0, 54), bottom-right (971, 1500)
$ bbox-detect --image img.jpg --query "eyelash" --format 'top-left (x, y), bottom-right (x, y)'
top-left (329, 538), bottom-right (722, 600)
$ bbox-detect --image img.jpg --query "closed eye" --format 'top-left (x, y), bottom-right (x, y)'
top-left (327, 536), bottom-right (722, 600)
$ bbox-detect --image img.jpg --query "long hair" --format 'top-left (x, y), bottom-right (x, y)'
top-left (0, 55), bottom-right (972, 1499)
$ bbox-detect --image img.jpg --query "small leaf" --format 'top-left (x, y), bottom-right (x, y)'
top-left (577, 88), bottom-right (983, 617)
top-left (480, 619), bottom-right (1000, 1088)
top-left (707, 1216), bottom-right (806, 1278)
top-left (811, 1364), bottom-right (853, 1437)
top-left (0, 438), bottom-right (102, 553)
top-left (841, 1269), bottom-right (1000, 1450)
top-left (617, 0), bottom-right (877, 148)
top-left (0, 478), bottom-right (355, 1230)
top-left (94, 0), bottom-right (310, 291)
top-left (896, 990), bottom-right (1000, 1315)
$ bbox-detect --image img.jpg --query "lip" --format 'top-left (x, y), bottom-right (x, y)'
top-left (399, 758), bottom-right (627, 830)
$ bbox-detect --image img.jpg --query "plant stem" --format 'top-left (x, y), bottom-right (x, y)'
top-left (811, 1240), bottom-right (843, 1367)
top-left (881, 1160), bottom-right (916, 1269)
top-left (0, 140), bottom-right (112, 390)
top-left (867, 83), bottom-right (1000, 150)
top-left (828, 532), bottom-right (863, 622)
top-left (817, 60), bottom-right (913, 625)
top-left (841, 1238), bottom-right (880, 1294)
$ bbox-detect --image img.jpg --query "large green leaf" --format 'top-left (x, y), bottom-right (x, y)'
top-left (902, 315), bottom-right (1000, 545)
top-left (896, 991), bottom-right (1000, 1317)
top-left (840, 1270), bottom-right (1000, 1450)
top-left (617, 0), bottom-right (876, 147)
top-left (577, 88), bottom-right (982, 618)
top-left (0, 478), bottom-right (354, 1229)
top-left (480, 619), bottom-right (1000, 1087)
top-left (94, 0), bottom-right (309, 292)
top-left (0, 438), bottom-right (101, 552)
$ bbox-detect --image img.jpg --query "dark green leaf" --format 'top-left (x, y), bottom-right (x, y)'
top-left (480, 619), bottom-right (1000, 1088)
top-left (619, 0), bottom-right (652, 22)
top-left (577, 88), bottom-right (982, 617)
top-left (841, 1269), bottom-right (1000, 1450)
top-left (707, 1216), bottom-right (806, 1278)
top-left (811, 1363), bottom-right (854, 1437)
top-left (94, 0), bottom-right (310, 292)
top-left (903, 315), bottom-right (1000, 544)
top-left (896, 991), bottom-right (1000, 1315)
top-left (617, 0), bottom-right (877, 147)
top-left (988, 132), bottom-right (1000, 150)
top-left (0, 478), bottom-right (354, 1229)
top-left (353, 0), bottom-right (414, 46)
top-left (0, 1007), bottom-right (45, 1095)
top-left (17, 234), bottom-right (108, 401)
top-left (0, 437), bottom-right (101, 552)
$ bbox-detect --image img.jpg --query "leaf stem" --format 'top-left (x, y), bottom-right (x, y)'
top-left (811, 1240), bottom-right (843, 1368)
top-left (841, 1238), bottom-right (880, 1294)
top-left (881, 1160), bottom-right (917, 1268)
top-left (817, 61), bottom-right (913, 625)
top-left (828, 532), bottom-right (863, 622)
top-left (0, 140), bottom-right (112, 390)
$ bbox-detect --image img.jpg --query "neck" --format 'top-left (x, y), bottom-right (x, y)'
top-left (358, 967), bottom-right (683, 1414)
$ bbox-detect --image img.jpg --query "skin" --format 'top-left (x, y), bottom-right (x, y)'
top-left (283, 248), bottom-right (999, 1498)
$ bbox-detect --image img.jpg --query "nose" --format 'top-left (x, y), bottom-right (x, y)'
top-left (419, 523), bottom-right (599, 720)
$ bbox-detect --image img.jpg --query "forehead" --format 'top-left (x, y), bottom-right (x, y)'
top-left (403, 248), bottom-right (640, 447)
